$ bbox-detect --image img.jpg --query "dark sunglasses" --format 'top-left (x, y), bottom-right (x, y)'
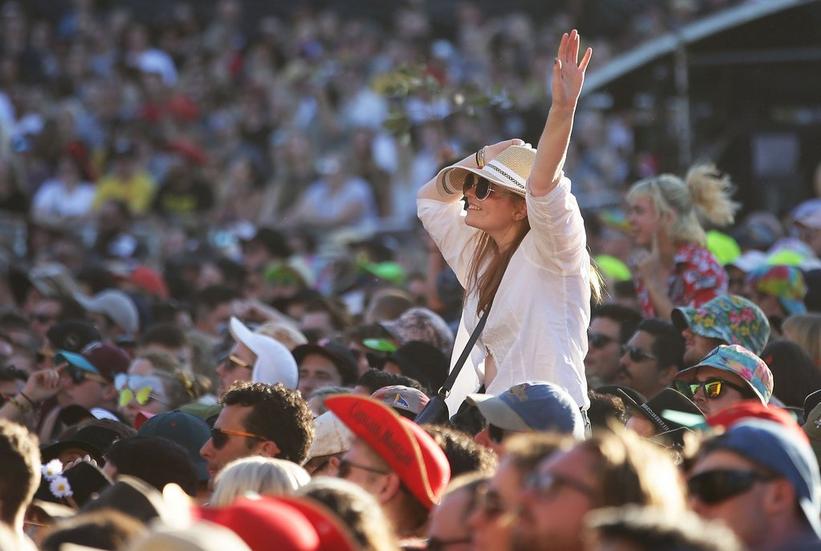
top-left (622, 344), bottom-right (657, 363)
top-left (61, 364), bottom-right (106, 385)
top-left (674, 378), bottom-right (747, 400)
top-left (337, 458), bottom-right (390, 479)
top-left (210, 427), bottom-right (266, 450)
top-left (463, 174), bottom-right (498, 201)
top-left (487, 423), bottom-right (507, 444)
top-left (426, 537), bottom-right (472, 551)
top-left (588, 332), bottom-right (617, 349)
top-left (687, 469), bottom-right (774, 504)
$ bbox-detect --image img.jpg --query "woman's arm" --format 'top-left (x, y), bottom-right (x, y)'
top-left (417, 139), bottom-right (524, 202)
top-left (528, 30), bottom-right (592, 197)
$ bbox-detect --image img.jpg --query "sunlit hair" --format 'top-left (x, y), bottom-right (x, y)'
top-left (210, 456), bottom-right (310, 507)
top-left (299, 477), bottom-right (401, 551)
top-left (577, 426), bottom-right (686, 512)
top-left (782, 313), bottom-right (821, 367)
top-left (627, 163), bottom-right (739, 246)
top-left (465, 191), bottom-right (603, 315)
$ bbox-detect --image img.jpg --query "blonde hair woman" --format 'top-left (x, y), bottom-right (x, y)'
top-left (627, 165), bottom-right (739, 319)
top-left (210, 457), bottom-right (310, 507)
top-left (782, 313), bottom-right (821, 366)
top-left (417, 30), bottom-right (597, 415)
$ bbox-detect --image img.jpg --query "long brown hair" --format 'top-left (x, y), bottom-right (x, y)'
top-left (465, 201), bottom-right (603, 315)
top-left (465, 214), bottom-right (531, 316)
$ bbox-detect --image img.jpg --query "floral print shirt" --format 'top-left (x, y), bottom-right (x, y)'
top-left (636, 242), bottom-right (727, 318)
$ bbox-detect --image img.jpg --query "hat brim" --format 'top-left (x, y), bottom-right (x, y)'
top-left (465, 393), bottom-right (529, 431)
top-left (671, 307), bottom-right (695, 332)
top-left (326, 394), bottom-right (447, 509)
top-left (54, 350), bottom-right (100, 374)
top-left (276, 497), bottom-right (359, 551)
top-left (677, 364), bottom-right (767, 405)
top-left (438, 164), bottom-right (527, 198)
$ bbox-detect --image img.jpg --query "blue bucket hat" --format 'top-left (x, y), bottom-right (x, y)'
top-left (467, 382), bottom-right (584, 439)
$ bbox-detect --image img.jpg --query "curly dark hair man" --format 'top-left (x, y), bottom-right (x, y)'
top-left (199, 382), bottom-right (314, 482)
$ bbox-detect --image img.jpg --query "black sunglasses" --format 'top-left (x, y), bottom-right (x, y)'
top-left (337, 458), bottom-right (390, 479)
top-left (209, 427), bottom-right (266, 450)
top-left (588, 332), bottom-right (617, 349)
top-left (622, 344), bottom-right (657, 363)
top-left (487, 423), bottom-right (507, 444)
top-left (687, 469), bottom-right (774, 504)
top-left (426, 537), bottom-right (472, 551)
top-left (463, 174), bottom-right (497, 201)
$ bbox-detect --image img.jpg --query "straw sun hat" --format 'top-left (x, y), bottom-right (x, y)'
top-left (438, 144), bottom-right (536, 198)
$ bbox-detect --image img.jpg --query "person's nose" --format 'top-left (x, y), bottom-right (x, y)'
top-left (200, 438), bottom-right (214, 460)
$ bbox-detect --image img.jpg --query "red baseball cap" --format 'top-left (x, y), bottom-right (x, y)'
top-left (129, 266), bottom-right (169, 299)
top-left (277, 496), bottom-right (359, 551)
top-left (707, 401), bottom-right (808, 443)
top-left (196, 497), bottom-right (316, 551)
top-left (325, 394), bottom-right (450, 509)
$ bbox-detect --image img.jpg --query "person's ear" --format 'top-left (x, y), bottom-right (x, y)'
top-left (257, 439), bottom-right (281, 459)
top-left (763, 478), bottom-right (796, 515)
top-left (658, 364), bottom-right (678, 388)
top-left (102, 383), bottom-right (117, 402)
top-left (375, 472), bottom-right (403, 504)
top-left (513, 202), bottom-right (528, 222)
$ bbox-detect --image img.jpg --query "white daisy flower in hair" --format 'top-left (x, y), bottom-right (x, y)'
top-left (49, 475), bottom-right (73, 498)
top-left (41, 459), bottom-right (63, 479)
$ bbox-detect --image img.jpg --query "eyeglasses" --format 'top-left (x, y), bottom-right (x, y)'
top-left (525, 471), bottom-right (597, 501)
top-left (674, 378), bottom-right (747, 400)
top-left (588, 331), bottom-right (617, 349)
top-left (487, 423), bottom-right (507, 444)
top-left (59, 363), bottom-right (107, 385)
top-left (118, 386), bottom-right (161, 407)
top-left (463, 174), bottom-right (499, 201)
top-left (115, 374), bottom-right (166, 407)
top-left (210, 427), bottom-right (267, 450)
top-left (687, 469), bottom-right (774, 504)
top-left (622, 344), bottom-right (657, 363)
top-left (225, 355), bottom-right (252, 372)
top-left (426, 537), bottom-right (472, 551)
top-left (337, 458), bottom-right (390, 479)
top-left (474, 485), bottom-right (507, 517)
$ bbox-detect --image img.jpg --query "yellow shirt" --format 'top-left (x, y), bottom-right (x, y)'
top-left (93, 171), bottom-right (155, 214)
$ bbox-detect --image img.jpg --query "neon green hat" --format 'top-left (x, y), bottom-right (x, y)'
top-left (595, 255), bottom-right (632, 282)
top-left (706, 230), bottom-right (741, 266)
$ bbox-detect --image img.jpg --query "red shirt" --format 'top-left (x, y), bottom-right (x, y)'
top-left (636, 242), bottom-right (727, 318)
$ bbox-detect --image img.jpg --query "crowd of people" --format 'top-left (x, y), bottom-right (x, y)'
top-left (1, 0), bottom-right (821, 550)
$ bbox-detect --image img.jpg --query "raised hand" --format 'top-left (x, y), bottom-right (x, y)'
top-left (551, 29), bottom-right (592, 111)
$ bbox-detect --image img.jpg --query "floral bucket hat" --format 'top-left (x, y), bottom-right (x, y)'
top-left (672, 295), bottom-right (771, 355)
top-left (677, 344), bottom-right (774, 405)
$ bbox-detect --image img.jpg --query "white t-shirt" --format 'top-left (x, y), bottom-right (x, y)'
top-left (32, 179), bottom-right (96, 219)
top-left (418, 176), bottom-right (591, 409)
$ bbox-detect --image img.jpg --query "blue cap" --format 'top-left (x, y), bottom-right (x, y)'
top-left (467, 382), bottom-right (584, 439)
top-left (714, 419), bottom-right (821, 537)
top-left (54, 350), bottom-right (100, 374)
top-left (137, 410), bottom-right (210, 482)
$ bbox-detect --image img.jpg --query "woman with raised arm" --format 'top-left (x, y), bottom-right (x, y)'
top-left (417, 30), bottom-right (599, 416)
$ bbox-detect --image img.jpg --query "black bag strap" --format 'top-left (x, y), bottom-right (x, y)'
top-left (434, 307), bottom-right (490, 400)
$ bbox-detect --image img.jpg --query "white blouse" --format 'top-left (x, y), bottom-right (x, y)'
top-left (418, 176), bottom-right (591, 409)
